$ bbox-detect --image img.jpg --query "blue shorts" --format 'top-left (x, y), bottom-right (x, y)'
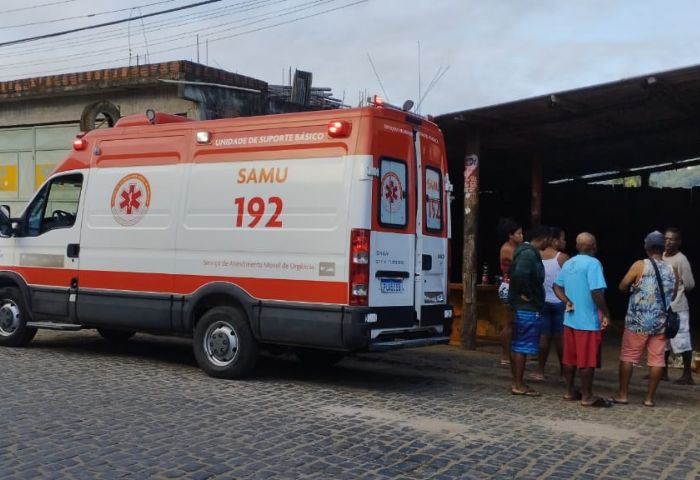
top-left (511, 310), bottom-right (541, 355)
top-left (540, 302), bottom-right (565, 337)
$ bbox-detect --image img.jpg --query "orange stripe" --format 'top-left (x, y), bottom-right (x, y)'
top-left (0, 266), bottom-right (348, 304)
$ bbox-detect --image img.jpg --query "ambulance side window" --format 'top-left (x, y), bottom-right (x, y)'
top-left (378, 158), bottom-right (407, 228)
top-left (425, 167), bottom-right (442, 232)
top-left (24, 174), bottom-right (83, 236)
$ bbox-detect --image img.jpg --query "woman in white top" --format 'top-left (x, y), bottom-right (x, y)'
top-left (529, 227), bottom-right (569, 381)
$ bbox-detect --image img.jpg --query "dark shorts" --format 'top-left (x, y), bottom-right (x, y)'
top-left (511, 310), bottom-right (541, 355)
top-left (562, 326), bottom-right (601, 369)
top-left (540, 302), bottom-right (565, 336)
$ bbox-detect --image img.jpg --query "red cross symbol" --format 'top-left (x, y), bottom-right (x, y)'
top-left (119, 184), bottom-right (142, 214)
top-left (384, 179), bottom-right (399, 204)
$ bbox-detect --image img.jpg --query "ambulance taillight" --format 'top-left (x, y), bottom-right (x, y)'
top-left (349, 228), bottom-right (370, 306)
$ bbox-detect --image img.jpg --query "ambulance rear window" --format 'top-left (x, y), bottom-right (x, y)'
top-left (425, 167), bottom-right (442, 232)
top-left (378, 158), bottom-right (407, 228)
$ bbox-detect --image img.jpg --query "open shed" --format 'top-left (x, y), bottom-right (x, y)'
top-left (436, 64), bottom-right (700, 346)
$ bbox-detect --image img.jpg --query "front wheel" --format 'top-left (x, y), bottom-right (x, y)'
top-left (0, 287), bottom-right (37, 347)
top-left (193, 306), bottom-right (259, 378)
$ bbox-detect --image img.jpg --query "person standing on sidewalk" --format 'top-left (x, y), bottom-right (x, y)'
top-left (508, 225), bottom-right (549, 396)
top-left (663, 227), bottom-right (695, 384)
top-left (553, 232), bottom-right (612, 407)
top-left (613, 231), bottom-right (678, 407)
top-left (498, 218), bottom-right (524, 366)
top-left (529, 227), bottom-right (570, 381)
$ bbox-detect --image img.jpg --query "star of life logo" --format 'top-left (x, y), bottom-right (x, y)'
top-left (110, 173), bottom-right (151, 226)
top-left (380, 171), bottom-right (403, 214)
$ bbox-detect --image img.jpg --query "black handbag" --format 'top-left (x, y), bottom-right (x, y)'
top-left (649, 259), bottom-right (680, 339)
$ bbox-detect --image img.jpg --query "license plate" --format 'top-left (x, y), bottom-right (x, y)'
top-left (380, 278), bottom-right (404, 294)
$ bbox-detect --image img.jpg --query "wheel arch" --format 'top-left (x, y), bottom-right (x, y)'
top-left (184, 282), bottom-right (259, 336)
top-left (0, 271), bottom-right (33, 318)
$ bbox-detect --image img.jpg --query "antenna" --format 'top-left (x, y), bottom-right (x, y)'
top-left (417, 40), bottom-right (421, 114)
top-left (367, 53), bottom-right (390, 103)
top-left (417, 65), bottom-right (450, 112)
top-left (127, 7), bottom-right (150, 65)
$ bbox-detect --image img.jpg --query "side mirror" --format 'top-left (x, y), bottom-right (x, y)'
top-left (0, 205), bottom-right (13, 237)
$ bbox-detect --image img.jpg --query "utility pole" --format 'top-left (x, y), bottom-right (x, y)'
top-left (461, 133), bottom-right (481, 349)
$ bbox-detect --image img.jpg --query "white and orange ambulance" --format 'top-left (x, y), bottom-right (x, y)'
top-left (0, 98), bottom-right (453, 378)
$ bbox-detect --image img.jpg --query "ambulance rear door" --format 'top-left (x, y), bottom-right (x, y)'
top-left (367, 119), bottom-right (416, 316)
top-left (413, 127), bottom-right (449, 326)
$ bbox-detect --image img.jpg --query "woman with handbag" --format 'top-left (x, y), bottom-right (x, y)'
top-left (612, 231), bottom-right (678, 407)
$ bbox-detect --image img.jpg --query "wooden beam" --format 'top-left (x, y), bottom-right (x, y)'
top-left (461, 134), bottom-right (480, 350)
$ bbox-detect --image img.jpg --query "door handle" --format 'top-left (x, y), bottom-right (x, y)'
top-left (67, 243), bottom-right (80, 258)
top-left (375, 270), bottom-right (410, 279)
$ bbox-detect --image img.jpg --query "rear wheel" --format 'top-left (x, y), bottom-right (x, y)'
top-left (0, 287), bottom-right (37, 347)
top-left (294, 348), bottom-right (345, 368)
top-left (193, 306), bottom-right (259, 378)
top-left (97, 328), bottom-right (135, 342)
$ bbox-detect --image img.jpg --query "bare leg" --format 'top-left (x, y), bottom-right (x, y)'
top-left (579, 367), bottom-right (596, 404)
top-left (675, 351), bottom-right (695, 384)
top-left (614, 361), bottom-right (633, 403)
top-left (511, 352), bottom-right (527, 391)
top-left (645, 366), bottom-right (664, 406)
top-left (563, 364), bottom-right (577, 399)
top-left (501, 313), bottom-right (513, 364)
top-left (554, 334), bottom-right (564, 378)
top-left (532, 334), bottom-right (550, 379)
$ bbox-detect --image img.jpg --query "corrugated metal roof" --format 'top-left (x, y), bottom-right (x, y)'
top-left (436, 63), bottom-right (700, 180)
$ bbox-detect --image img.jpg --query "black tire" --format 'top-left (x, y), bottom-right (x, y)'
top-left (0, 286), bottom-right (37, 347)
top-left (294, 348), bottom-right (345, 368)
top-left (97, 328), bottom-right (135, 342)
top-left (80, 101), bottom-right (120, 131)
top-left (193, 306), bottom-right (259, 379)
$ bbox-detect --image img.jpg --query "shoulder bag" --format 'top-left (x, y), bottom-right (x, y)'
top-left (649, 259), bottom-right (680, 339)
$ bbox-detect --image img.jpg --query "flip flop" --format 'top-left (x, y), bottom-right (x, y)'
top-left (562, 390), bottom-right (582, 401)
top-left (610, 397), bottom-right (628, 405)
top-left (581, 397), bottom-right (612, 408)
top-left (499, 359), bottom-right (511, 366)
top-left (643, 400), bottom-right (655, 408)
top-left (527, 372), bottom-right (545, 382)
top-left (511, 387), bottom-right (541, 397)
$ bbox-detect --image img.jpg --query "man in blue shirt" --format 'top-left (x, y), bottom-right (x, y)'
top-left (553, 232), bottom-right (612, 407)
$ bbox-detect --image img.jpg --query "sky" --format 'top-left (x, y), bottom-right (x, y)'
top-left (1, 0), bottom-right (700, 115)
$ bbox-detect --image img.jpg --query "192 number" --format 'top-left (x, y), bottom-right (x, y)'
top-left (234, 196), bottom-right (283, 228)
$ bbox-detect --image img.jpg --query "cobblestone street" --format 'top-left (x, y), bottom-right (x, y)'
top-left (0, 330), bottom-right (698, 479)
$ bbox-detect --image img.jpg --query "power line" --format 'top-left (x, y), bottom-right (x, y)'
top-left (0, 0), bottom-right (223, 48)
top-left (0, 0), bottom-right (277, 57)
top-left (4, 0), bottom-right (331, 70)
top-left (3, 0), bottom-right (366, 79)
top-left (2, 0), bottom-right (179, 29)
top-left (0, 0), bottom-right (300, 67)
top-left (0, 0), bottom-right (75, 15)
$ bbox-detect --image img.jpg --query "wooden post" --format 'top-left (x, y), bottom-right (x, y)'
top-left (531, 155), bottom-right (542, 226)
top-left (460, 135), bottom-right (480, 349)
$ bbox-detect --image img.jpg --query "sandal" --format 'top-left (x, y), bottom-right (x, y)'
top-left (562, 390), bottom-right (582, 401)
top-left (643, 400), bottom-right (655, 407)
top-left (527, 372), bottom-right (545, 382)
top-left (511, 387), bottom-right (541, 397)
top-left (581, 397), bottom-right (612, 408)
top-left (610, 397), bottom-right (628, 405)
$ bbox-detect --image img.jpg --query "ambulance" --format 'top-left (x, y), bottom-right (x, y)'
top-left (0, 97), bottom-right (453, 378)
